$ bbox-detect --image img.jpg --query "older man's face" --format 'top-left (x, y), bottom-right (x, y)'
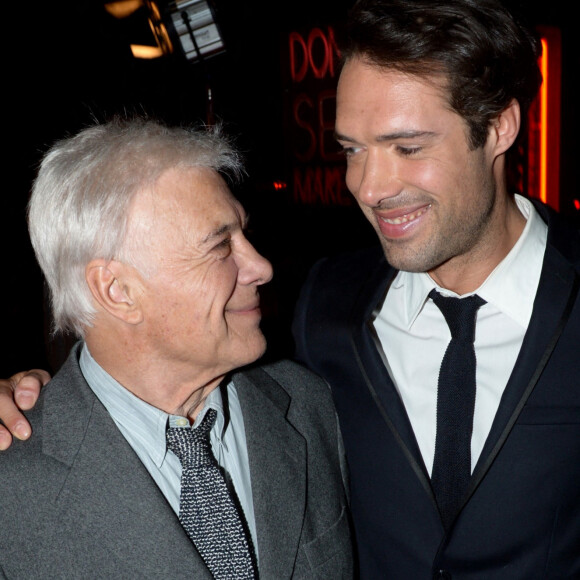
top-left (126, 166), bottom-right (273, 382)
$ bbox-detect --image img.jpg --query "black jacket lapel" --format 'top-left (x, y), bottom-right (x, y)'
top-left (466, 238), bottom-right (580, 507)
top-left (349, 258), bottom-right (435, 499)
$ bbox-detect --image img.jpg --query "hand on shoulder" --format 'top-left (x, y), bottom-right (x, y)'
top-left (0, 370), bottom-right (51, 450)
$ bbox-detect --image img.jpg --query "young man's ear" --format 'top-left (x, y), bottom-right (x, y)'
top-left (85, 259), bottom-right (143, 325)
top-left (490, 98), bottom-right (521, 156)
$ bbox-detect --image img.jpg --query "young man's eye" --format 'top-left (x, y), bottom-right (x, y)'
top-left (397, 145), bottom-right (422, 156)
top-left (339, 145), bottom-right (362, 157)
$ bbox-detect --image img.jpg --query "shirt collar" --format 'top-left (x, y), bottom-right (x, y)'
top-left (79, 344), bottom-right (228, 468)
top-left (168, 385), bottom-right (226, 435)
top-left (393, 194), bottom-right (547, 329)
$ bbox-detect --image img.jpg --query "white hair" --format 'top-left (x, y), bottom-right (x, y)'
top-left (28, 116), bottom-right (244, 337)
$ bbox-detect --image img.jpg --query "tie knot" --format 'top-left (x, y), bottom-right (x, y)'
top-left (166, 408), bottom-right (217, 466)
top-left (429, 289), bottom-right (486, 342)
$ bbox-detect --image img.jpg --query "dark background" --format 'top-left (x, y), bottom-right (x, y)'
top-left (3, 0), bottom-right (578, 376)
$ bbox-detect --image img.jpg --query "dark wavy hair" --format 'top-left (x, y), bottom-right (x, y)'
top-left (342, 0), bottom-right (542, 149)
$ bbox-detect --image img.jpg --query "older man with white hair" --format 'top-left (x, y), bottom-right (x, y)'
top-left (0, 117), bottom-right (353, 579)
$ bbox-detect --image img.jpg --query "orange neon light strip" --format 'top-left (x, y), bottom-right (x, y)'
top-left (539, 38), bottom-right (548, 204)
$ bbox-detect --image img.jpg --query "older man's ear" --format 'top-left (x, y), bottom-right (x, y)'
top-left (85, 260), bottom-right (144, 326)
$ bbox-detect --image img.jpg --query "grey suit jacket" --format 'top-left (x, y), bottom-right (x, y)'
top-left (0, 343), bottom-right (354, 579)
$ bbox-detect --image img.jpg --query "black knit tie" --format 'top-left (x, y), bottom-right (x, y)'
top-left (166, 408), bottom-right (257, 579)
top-left (429, 289), bottom-right (486, 530)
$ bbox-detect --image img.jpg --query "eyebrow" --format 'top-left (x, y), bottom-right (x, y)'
top-left (200, 223), bottom-right (235, 245)
top-left (199, 213), bottom-right (248, 245)
top-left (334, 129), bottom-right (437, 143)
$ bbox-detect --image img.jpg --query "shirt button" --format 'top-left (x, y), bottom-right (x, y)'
top-left (175, 417), bottom-right (188, 427)
top-left (434, 571), bottom-right (452, 580)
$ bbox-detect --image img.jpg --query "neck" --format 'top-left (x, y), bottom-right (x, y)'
top-left (85, 333), bottom-right (224, 421)
top-left (428, 194), bottom-right (526, 295)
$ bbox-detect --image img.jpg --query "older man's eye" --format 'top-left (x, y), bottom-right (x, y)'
top-left (215, 238), bottom-right (232, 256)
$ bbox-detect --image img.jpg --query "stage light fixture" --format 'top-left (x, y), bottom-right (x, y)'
top-left (167, 0), bottom-right (225, 63)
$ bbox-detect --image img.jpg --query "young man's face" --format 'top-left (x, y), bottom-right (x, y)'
top-left (335, 56), bottom-right (520, 291)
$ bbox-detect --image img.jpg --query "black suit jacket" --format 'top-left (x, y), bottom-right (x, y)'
top-left (292, 200), bottom-right (580, 579)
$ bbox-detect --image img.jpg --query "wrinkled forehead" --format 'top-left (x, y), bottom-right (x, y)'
top-left (125, 165), bottom-right (244, 248)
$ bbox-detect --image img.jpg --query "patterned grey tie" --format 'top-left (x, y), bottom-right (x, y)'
top-left (166, 408), bottom-right (257, 579)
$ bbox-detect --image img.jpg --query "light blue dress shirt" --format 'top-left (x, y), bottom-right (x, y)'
top-left (78, 344), bottom-right (258, 560)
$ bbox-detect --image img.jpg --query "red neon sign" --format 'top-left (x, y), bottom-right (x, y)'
top-left (527, 26), bottom-right (561, 211)
top-left (289, 27), bottom-right (341, 82)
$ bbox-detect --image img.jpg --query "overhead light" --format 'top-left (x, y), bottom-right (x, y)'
top-left (130, 44), bottom-right (165, 58)
top-left (104, 0), bottom-right (144, 19)
top-left (104, 0), bottom-right (173, 59)
top-left (168, 0), bottom-right (225, 63)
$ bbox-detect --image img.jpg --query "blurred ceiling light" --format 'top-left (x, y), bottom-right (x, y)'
top-left (142, 0), bottom-right (173, 57)
top-left (104, 0), bottom-right (173, 59)
top-left (104, 0), bottom-right (144, 19)
top-left (130, 44), bottom-right (165, 58)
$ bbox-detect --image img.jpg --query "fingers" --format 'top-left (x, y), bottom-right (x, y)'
top-left (0, 378), bottom-right (30, 449)
top-left (0, 369), bottom-right (51, 450)
top-left (0, 424), bottom-right (14, 451)
top-left (14, 370), bottom-right (50, 410)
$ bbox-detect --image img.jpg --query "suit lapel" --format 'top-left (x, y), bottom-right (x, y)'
top-left (42, 346), bottom-right (212, 578)
top-left (349, 260), bottom-right (435, 499)
top-left (467, 242), bottom-right (580, 494)
top-left (233, 368), bottom-right (307, 579)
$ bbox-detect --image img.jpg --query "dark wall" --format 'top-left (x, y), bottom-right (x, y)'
top-left (3, 0), bottom-right (578, 376)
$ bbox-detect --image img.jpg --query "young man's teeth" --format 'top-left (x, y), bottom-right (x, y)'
top-left (382, 206), bottom-right (428, 224)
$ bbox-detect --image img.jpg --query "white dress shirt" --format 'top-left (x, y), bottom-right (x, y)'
top-left (373, 194), bottom-right (548, 474)
top-left (79, 344), bottom-right (258, 559)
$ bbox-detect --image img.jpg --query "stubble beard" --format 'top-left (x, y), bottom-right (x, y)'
top-left (376, 194), bottom-right (497, 275)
